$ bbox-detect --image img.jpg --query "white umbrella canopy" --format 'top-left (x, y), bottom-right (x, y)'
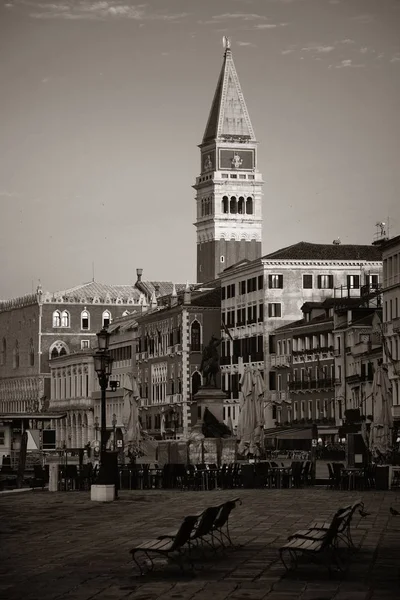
top-left (369, 364), bottom-right (393, 461)
top-left (122, 373), bottom-right (141, 456)
top-left (237, 367), bottom-right (265, 456)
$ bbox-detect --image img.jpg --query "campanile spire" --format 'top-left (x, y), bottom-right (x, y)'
top-left (194, 41), bottom-right (264, 283)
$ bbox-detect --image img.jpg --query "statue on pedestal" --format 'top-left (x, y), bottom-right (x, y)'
top-left (200, 335), bottom-right (222, 387)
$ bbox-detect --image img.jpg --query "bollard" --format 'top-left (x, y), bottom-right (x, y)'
top-left (49, 462), bottom-right (59, 492)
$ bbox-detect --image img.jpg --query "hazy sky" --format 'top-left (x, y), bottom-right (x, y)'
top-left (1, 0), bottom-right (399, 298)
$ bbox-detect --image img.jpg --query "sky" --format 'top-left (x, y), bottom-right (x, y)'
top-left (1, 0), bottom-right (399, 298)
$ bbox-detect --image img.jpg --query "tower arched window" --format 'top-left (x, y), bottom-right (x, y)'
top-left (53, 310), bottom-right (61, 327)
top-left (13, 341), bottom-right (19, 369)
top-left (102, 310), bottom-right (111, 328)
top-left (0, 338), bottom-right (6, 366)
top-left (61, 310), bottom-right (70, 327)
top-left (238, 196), bottom-right (244, 214)
top-left (29, 338), bottom-right (35, 366)
top-left (190, 320), bottom-right (201, 352)
top-left (246, 197), bottom-right (253, 215)
top-left (81, 309), bottom-right (90, 330)
top-left (230, 196), bottom-right (237, 214)
top-left (222, 196), bottom-right (229, 214)
top-left (192, 371), bottom-right (201, 397)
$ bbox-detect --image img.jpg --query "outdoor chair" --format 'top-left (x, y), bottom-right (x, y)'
top-left (279, 510), bottom-right (349, 575)
top-left (32, 465), bottom-right (47, 490)
top-left (130, 514), bottom-right (198, 575)
top-left (240, 464), bottom-right (256, 488)
top-left (327, 463), bottom-right (336, 489)
top-left (301, 461), bottom-right (312, 486)
top-left (332, 462), bottom-right (346, 490)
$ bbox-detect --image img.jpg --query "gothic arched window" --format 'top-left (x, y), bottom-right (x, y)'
top-left (190, 320), bottom-right (201, 352)
top-left (246, 197), bottom-right (253, 215)
top-left (13, 341), bottom-right (19, 369)
top-left (0, 338), bottom-right (6, 366)
top-left (81, 310), bottom-right (90, 330)
top-left (53, 310), bottom-right (61, 327)
top-left (192, 371), bottom-right (201, 397)
top-left (29, 338), bottom-right (35, 366)
top-left (49, 341), bottom-right (69, 359)
top-left (102, 310), bottom-right (111, 328)
top-left (230, 196), bottom-right (237, 214)
top-left (61, 310), bottom-right (70, 327)
top-left (222, 196), bottom-right (229, 214)
top-left (238, 196), bottom-right (244, 214)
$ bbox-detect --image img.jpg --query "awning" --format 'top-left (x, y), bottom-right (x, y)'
top-left (0, 413), bottom-right (67, 421)
top-left (318, 427), bottom-right (339, 435)
top-left (264, 427), bottom-right (312, 440)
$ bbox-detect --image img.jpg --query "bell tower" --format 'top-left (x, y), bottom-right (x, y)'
top-left (194, 38), bottom-right (263, 283)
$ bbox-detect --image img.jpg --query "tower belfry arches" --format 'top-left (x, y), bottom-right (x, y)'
top-left (194, 40), bottom-right (264, 283)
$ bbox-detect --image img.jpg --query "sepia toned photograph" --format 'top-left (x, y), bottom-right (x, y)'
top-left (0, 1), bottom-right (399, 599)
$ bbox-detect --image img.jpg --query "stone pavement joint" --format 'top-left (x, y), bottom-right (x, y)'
top-left (1, 489), bottom-right (400, 600)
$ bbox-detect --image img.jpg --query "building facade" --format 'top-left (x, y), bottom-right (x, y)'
top-left (219, 241), bottom-right (382, 429)
top-left (271, 302), bottom-right (335, 436)
top-left (135, 286), bottom-right (221, 440)
top-left (48, 313), bottom-right (137, 450)
top-left (194, 42), bottom-right (263, 283)
top-left (381, 234), bottom-right (400, 423)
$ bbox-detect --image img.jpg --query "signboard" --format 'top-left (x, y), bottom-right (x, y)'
top-left (42, 429), bottom-right (56, 450)
top-left (311, 439), bottom-right (317, 448)
top-left (116, 439), bottom-right (123, 448)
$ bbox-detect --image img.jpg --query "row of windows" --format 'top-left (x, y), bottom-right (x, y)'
top-left (200, 197), bottom-right (213, 217)
top-left (222, 274), bottom-right (380, 298)
top-left (109, 345), bottom-right (132, 363)
top-left (274, 399), bottom-right (333, 423)
top-left (52, 310), bottom-right (111, 330)
top-left (221, 173), bottom-right (255, 180)
top-left (1, 338), bottom-right (35, 368)
top-left (384, 297), bottom-right (400, 322)
top-left (221, 196), bottom-right (253, 215)
top-left (223, 303), bottom-right (282, 327)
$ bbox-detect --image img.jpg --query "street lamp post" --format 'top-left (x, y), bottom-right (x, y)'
top-left (94, 416), bottom-right (99, 441)
top-left (93, 328), bottom-right (113, 482)
top-left (112, 413), bottom-right (117, 451)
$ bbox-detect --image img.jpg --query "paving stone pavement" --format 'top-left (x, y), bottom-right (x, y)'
top-left (1, 488), bottom-right (400, 600)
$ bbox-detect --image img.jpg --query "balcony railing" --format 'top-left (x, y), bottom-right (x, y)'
top-left (271, 354), bottom-right (291, 368)
top-left (270, 391), bottom-right (288, 404)
top-left (288, 378), bottom-right (335, 391)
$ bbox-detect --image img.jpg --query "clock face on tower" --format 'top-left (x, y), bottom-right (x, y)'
top-left (219, 148), bottom-right (254, 170)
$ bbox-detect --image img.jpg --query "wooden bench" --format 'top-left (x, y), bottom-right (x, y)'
top-left (130, 497), bottom-right (242, 575)
top-left (294, 500), bottom-right (364, 549)
top-left (279, 508), bottom-right (352, 575)
top-left (130, 515), bottom-right (198, 575)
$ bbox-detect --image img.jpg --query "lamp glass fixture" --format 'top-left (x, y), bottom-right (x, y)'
top-left (96, 327), bottom-right (110, 351)
top-left (93, 352), bottom-right (113, 376)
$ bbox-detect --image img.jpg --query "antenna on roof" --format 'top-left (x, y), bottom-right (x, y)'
top-left (92, 261), bottom-right (95, 282)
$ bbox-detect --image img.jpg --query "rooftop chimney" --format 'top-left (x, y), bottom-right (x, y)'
top-left (183, 282), bottom-right (191, 305)
top-left (136, 268), bottom-right (143, 282)
top-left (332, 238), bottom-right (341, 245)
top-left (170, 283), bottom-right (178, 307)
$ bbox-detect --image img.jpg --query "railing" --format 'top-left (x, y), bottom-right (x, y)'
top-left (270, 391), bottom-right (287, 403)
top-left (289, 378), bottom-right (335, 391)
top-left (271, 354), bottom-right (291, 368)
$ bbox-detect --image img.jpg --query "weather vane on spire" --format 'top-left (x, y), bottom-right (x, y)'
top-left (223, 35), bottom-right (231, 50)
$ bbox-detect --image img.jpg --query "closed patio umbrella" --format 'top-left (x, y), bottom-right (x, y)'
top-left (369, 364), bottom-right (393, 461)
top-left (122, 373), bottom-right (141, 457)
top-left (237, 367), bottom-right (265, 456)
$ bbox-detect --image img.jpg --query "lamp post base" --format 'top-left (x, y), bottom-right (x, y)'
top-left (90, 484), bottom-right (115, 502)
